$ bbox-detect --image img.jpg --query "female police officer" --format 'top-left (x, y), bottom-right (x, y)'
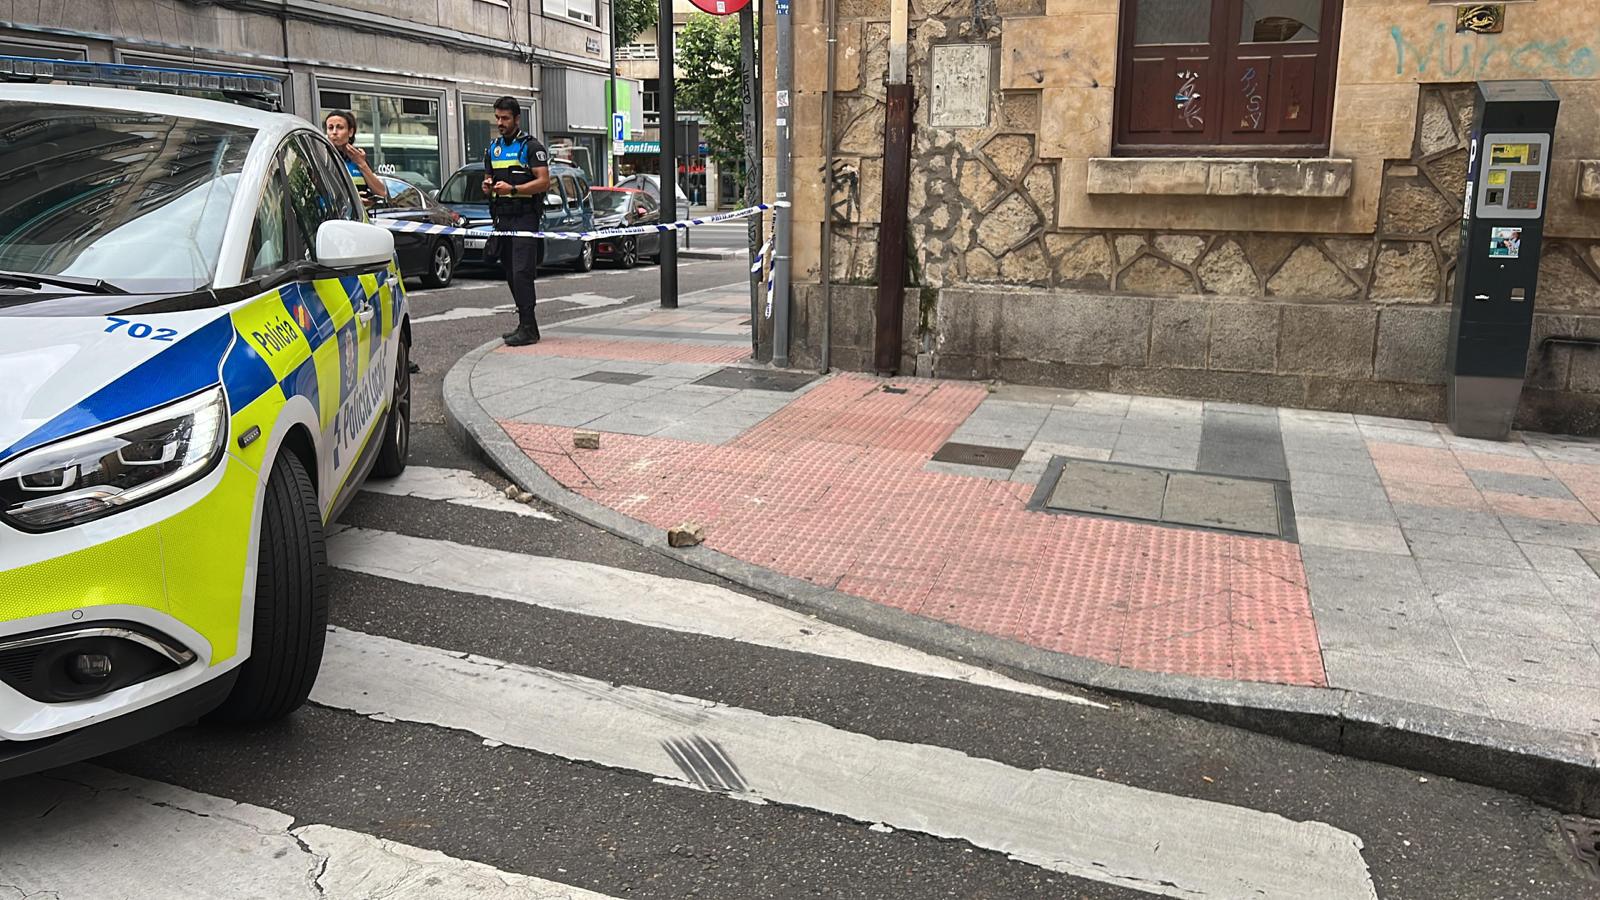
top-left (323, 110), bottom-right (388, 206)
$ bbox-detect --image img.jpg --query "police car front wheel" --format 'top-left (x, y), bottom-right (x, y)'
top-left (205, 450), bottom-right (329, 725)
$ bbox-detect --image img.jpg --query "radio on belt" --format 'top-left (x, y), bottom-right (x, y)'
top-left (1445, 80), bottom-right (1560, 440)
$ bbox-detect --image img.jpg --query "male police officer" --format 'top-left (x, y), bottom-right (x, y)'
top-left (482, 96), bottom-right (552, 347)
top-left (323, 111), bottom-right (387, 206)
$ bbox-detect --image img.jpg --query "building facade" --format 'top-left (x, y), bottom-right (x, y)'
top-left (771, 0), bottom-right (1600, 432)
top-left (615, 0), bottom-right (724, 206)
top-left (1, 0), bottom-right (619, 188)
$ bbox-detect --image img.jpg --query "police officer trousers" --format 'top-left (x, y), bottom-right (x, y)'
top-left (497, 211), bottom-right (541, 332)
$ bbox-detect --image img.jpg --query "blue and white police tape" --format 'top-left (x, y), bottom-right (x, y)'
top-left (382, 200), bottom-right (791, 243)
top-left (749, 238), bottom-right (772, 274)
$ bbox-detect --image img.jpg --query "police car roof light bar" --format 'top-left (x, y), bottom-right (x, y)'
top-left (0, 56), bottom-right (284, 111)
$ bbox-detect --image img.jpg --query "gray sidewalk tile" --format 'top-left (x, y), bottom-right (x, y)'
top-left (1355, 414), bottom-right (1437, 432)
top-left (577, 383), bottom-right (666, 405)
top-left (1313, 608), bottom-right (1462, 666)
top-left (1296, 517), bottom-right (1410, 555)
top-left (586, 410), bottom-right (681, 436)
top-left (1453, 629), bottom-right (1600, 687)
top-left (1028, 426), bottom-right (1121, 452)
top-left (1279, 407), bottom-right (1356, 425)
top-left (1518, 542), bottom-right (1596, 576)
top-left (480, 389), bottom-right (549, 420)
top-left (1417, 559), bottom-right (1553, 604)
top-left (1205, 401), bottom-right (1278, 417)
top-left (1474, 676), bottom-right (1600, 735)
top-left (1293, 490), bottom-right (1397, 524)
top-left (949, 422), bottom-right (1044, 450)
top-left (1501, 515), bottom-right (1600, 551)
top-left (642, 388), bottom-right (731, 411)
top-left (1288, 471), bottom-right (1385, 496)
top-left (1040, 408), bottom-right (1126, 435)
top-left (1301, 546), bottom-right (1434, 615)
top-left (505, 404), bottom-right (605, 427)
top-left (1196, 441), bottom-right (1289, 482)
top-left (986, 384), bottom-right (1083, 406)
top-left (968, 399), bottom-right (1057, 425)
top-left (470, 368), bottom-right (550, 396)
top-left (636, 376), bottom-right (697, 391)
top-left (1283, 452), bottom-right (1380, 479)
top-left (1466, 469), bottom-right (1577, 500)
top-left (1010, 461), bottom-right (1050, 485)
top-left (1403, 529), bottom-right (1532, 569)
top-left (1322, 650), bottom-right (1489, 717)
top-left (1109, 447), bottom-right (1199, 471)
top-left (1127, 395), bottom-right (1205, 419)
top-left (1390, 504), bottom-right (1506, 538)
top-left (1070, 392), bottom-right (1133, 415)
top-left (1436, 596), bottom-right (1577, 641)
top-left (1542, 571), bottom-right (1600, 614)
top-left (1441, 433), bottom-right (1540, 458)
top-left (1021, 441), bottom-right (1114, 465)
top-left (1359, 426), bottom-right (1448, 448)
top-left (1119, 418), bottom-right (1203, 440)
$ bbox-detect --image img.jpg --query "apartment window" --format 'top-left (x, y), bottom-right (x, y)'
top-left (544, 0), bottom-right (597, 25)
top-left (1115, 0), bottom-right (1340, 153)
top-left (642, 78), bottom-right (659, 124)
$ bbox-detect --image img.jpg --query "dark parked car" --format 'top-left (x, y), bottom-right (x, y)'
top-left (590, 187), bottom-right (662, 268)
top-left (369, 176), bottom-right (464, 288)
top-left (435, 160), bottom-right (596, 272)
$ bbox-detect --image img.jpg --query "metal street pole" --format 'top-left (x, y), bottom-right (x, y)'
top-left (771, 0), bottom-right (793, 367)
top-left (739, 5), bottom-right (760, 358)
top-left (658, 0), bottom-right (678, 308)
top-left (609, 1), bottom-right (618, 186)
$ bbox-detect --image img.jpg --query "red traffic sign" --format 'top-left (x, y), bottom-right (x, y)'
top-left (687, 0), bottom-right (750, 13)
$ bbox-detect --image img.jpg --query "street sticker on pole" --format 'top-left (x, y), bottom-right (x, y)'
top-left (688, 0), bottom-right (750, 12)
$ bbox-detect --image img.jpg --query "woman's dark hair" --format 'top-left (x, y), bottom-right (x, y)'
top-left (323, 110), bottom-right (358, 134)
top-left (493, 96), bottom-right (521, 118)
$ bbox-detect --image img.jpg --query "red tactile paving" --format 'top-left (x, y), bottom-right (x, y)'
top-left (497, 363), bottom-right (1328, 687)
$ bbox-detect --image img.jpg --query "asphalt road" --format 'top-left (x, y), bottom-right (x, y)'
top-left (4, 260), bottom-right (1598, 900)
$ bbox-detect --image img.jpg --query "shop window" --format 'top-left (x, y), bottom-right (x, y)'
top-left (319, 89), bottom-right (442, 192)
top-left (1115, 0), bottom-right (1340, 154)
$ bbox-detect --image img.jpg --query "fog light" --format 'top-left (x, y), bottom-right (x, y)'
top-left (69, 652), bottom-right (113, 683)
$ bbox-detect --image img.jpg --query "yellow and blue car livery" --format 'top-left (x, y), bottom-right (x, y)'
top-left (0, 84), bottom-right (410, 778)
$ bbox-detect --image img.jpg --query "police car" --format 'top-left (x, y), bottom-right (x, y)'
top-left (0, 71), bottom-right (411, 778)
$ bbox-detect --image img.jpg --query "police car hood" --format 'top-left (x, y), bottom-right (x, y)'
top-left (0, 307), bottom-right (232, 462)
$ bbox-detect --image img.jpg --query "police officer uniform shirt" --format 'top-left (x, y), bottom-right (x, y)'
top-left (486, 130), bottom-right (550, 210)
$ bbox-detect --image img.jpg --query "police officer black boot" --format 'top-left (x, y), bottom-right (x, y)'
top-left (503, 308), bottom-right (540, 346)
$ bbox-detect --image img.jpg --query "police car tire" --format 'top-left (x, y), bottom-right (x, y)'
top-left (372, 337), bottom-right (411, 479)
top-left (206, 451), bottom-right (328, 725)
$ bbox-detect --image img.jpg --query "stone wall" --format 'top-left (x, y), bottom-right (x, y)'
top-left (766, 0), bottom-right (1600, 432)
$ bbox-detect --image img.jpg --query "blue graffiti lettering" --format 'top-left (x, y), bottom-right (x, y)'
top-left (1391, 24), bottom-right (1598, 79)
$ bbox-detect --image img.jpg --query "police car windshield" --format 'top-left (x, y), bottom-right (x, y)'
top-left (0, 103), bottom-right (253, 294)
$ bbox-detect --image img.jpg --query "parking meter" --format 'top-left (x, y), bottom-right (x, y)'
top-left (1446, 81), bottom-right (1560, 440)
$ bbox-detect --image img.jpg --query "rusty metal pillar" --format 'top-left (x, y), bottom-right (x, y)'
top-left (873, 82), bottom-right (913, 375)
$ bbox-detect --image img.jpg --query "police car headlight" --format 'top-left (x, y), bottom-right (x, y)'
top-left (0, 387), bottom-right (228, 531)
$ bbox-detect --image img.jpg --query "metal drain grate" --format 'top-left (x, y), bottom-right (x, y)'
top-left (574, 371), bottom-right (650, 385)
top-left (693, 367), bottom-right (817, 392)
top-left (1560, 816), bottom-right (1600, 878)
top-left (931, 442), bottom-right (1025, 470)
top-left (1028, 457), bottom-right (1295, 540)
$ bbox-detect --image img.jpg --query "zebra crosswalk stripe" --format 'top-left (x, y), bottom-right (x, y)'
top-left (326, 525), bottom-right (1100, 706)
top-left (1, 765), bottom-right (617, 899)
top-left (312, 627), bottom-right (1380, 900)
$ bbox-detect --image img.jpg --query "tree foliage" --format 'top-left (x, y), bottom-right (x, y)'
top-left (614, 0), bottom-right (658, 46)
top-left (675, 13), bottom-right (748, 176)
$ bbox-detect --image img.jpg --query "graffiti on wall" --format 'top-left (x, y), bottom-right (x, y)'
top-left (1391, 23), bottom-right (1597, 79)
top-left (829, 158), bottom-right (860, 223)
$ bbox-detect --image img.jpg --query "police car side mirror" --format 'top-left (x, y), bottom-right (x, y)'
top-left (316, 220), bottom-right (395, 269)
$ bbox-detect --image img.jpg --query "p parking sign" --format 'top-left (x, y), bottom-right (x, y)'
top-left (612, 112), bottom-right (627, 142)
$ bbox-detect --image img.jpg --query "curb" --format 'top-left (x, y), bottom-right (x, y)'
top-left (676, 248), bottom-right (746, 260)
top-left (444, 336), bottom-right (1600, 816)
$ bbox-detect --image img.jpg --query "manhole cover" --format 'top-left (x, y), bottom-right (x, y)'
top-left (1163, 473), bottom-right (1282, 536)
top-left (693, 367), bottom-right (817, 392)
top-left (931, 442), bottom-right (1025, 470)
top-left (574, 370), bottom-right (650, 385)
top-left (1560, 816), bottom-right (1600, 878)
top-left (1033, 457), bottom-right (1292, 540)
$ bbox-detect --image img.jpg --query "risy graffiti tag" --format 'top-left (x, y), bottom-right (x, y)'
top-left (1175, 70), bottom-right (1203, 128)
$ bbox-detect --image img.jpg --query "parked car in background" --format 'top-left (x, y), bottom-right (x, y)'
top-left (615, 173), bottom-right (690, 210)
top-left (370, 176), bottom-right (464, 289)
top-left (435, 160), bottom-right (596, 272)
top-left (589, 187), bottom-right (662, 268)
